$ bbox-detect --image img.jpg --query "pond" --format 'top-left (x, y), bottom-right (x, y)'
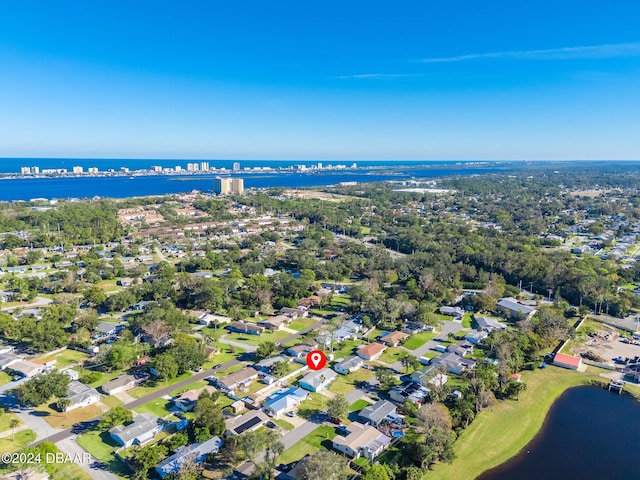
top-left (478, 385), bottom-right (640, 480)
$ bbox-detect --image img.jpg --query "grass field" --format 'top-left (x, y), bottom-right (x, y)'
top-left (77, 430), bottom-right (131, 477)
top-left (225, 330), bottom-right (291, 346)
top-left (289, 317), bottom-right (317, 331)
top-left (0, 371), bottom-right (13, 386)
top-left (278, 425), bottom-right (338, 464)
top-left (328, 369), bottom-right (374, 396)
top-left (274, 419), bottom-right (295, 431)
top-left (128, 372), bottom-right (192, 399)
top-left (349, 399), bottom-right (370, 412)
top-left (134, 398), bottom-right (174, 418)
top-left (34, 348), bottom-right (89, 367)
top-left (428, 366), bottom-right (607, 480)
top-left (0, 429), bottom-right (36, 454)
top-left (378, 347), bottom-right (403, 365)
top-left (0, 412), bottom-right (22, 433)
top-left (38, 403), bottom-right (104, 429)
top-left (403, 332), bottom-right (437, 350)
top-left (169, 379), bottom-right (208, 397)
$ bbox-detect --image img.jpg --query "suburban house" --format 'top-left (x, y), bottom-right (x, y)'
top-left (0, 353), bottom-right (21, 371)
top-left (92, 321), bottom-right (122, 341)
top-left (262, 387), bottom-right (309, 416)
top-left (430, 352), bottom-right (477, 375)
top-left (553, 352), bottom-right (583, 370)
top-left (464, 330), bottom-right (489, 345)
top-left (410, 365), bottom-right (449, 388)
top-left (403, 322), bottom-right (426, 334)
top-left (155, 436), bottom-right (223, 478)
top-left (389, 382), bottom-right (430, 405)
top-left (379, 331), bottom-right (409, 347)
top-left (226, 321), bottom-right (265, 335)
top-left (198, 313), bottom-right (232, 326)
top-left (440, 306), bottom-right (464, 317)
top-left (8, 360), bottom-right (45, 378)
top-left (254, 355), bottom-right (291, 373)
top-left (332, 422), bottom-right (392, 460)
top-left (225, 410), bottom-right (269, 436)
top-left (497, 297), bottom-right (537, 320)
top-left (109, 413), bottom-right (163, 447)
top-left (358, 400), bottom-right (397, 427)
top-left (334, 356), bottom-right (364, 375)
top-left (298, 368), bottom-right (337, 393)
top-left (173, 386), bottom-right (217, 412)
top-left (475, 316), bottom-right (507, 332)
top-left (101, 374), bottom-right (137, 395)
top-left (257, 315), bottom-right (290, 330)
top-left (132, 300), bottom-right (156, 311)
top-left (356, 343), bottom-right (387, 361)
top-left (446, 342), bottom-right (474, 357)
top-left (279, 306), bottom-right (308, 319)
top-left (65, 381), bottom-right (101, 411)
top-left (216, 367), bottom-right (259, 394)
top-left (286, 344), bottom-right (316, 358)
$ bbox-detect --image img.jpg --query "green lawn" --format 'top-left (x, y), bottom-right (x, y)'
top-left (0, 429), bottom-right (36, 454)
top-left (128, 372), bottom-right (192, 399)
top-left (365, 328), bottom-right (386, 340)
top-left (428, 366), bottom-right (608, 480)
top-left (225, 330), bottom-right (291, 346)
top-left (462, 312), bottom-right (473, 328)
top-left (203, 342), bottom-right (244, 367)
top-left (34, 348), bottom-right (89, 368)
top-left (169, 379), bottom-right (208, 397)
top-left (349, 399), bottom-right (370, 413)
top-left (378, 347), bottom-right (403, 365)
top-left (274, 419), bottom-right (295, 431)
top-left (403, 332), bottom-right (437, 350)
top-left (0, 371), bottom-right (13, 386)
top-left (328, 369), bottom-right (374, 396)
top-left (289, 317), bottom-right (317, 331)
top-left (101, 395), bottom-right (124, 409)
top-left (77, 430), bottom-right (131, 477)
top-left (331, 339), bottom-right (362, 360)
top-left (0, 413), bottom-right (21, 433)
top-left (278, 425), bottom-right (338, 464)
top-left (133, 398), bottom-right (174, 418)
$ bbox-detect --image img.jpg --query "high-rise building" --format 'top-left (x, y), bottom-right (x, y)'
top-left (152, 166), bottom-right (162, 172)
top-left (73, 166), bottom-right (83, 174)
top-left (231, 178), bottom-right (244, 194)
top-left (187, 163), bottom-right (199, 172)
top-left (121, 167), bottom-right (129, 173)
top-left (175, 166), bottom-right (182, 172)
top-left (20, 166), bottom-right (31, 174)
top-left (213, 177), bottom-right (232, 194)
top-left (200, 162), bottom-right (210, 171)
top-left (88, 167), bottom-right (99, 173)
top-left (32, 166), bottom-right (40, 174)
top-left (233, 162), bottom-right (240, 172)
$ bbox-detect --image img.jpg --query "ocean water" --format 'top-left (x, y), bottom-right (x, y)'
top-left (0, 159), bottom-right (513, 201)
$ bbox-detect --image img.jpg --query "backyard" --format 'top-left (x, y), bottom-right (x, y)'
top-left (403, 332), bottom-right (437, 350)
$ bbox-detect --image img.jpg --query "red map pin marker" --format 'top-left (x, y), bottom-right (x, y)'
top-left (306, 350), bottom-right (327, 370)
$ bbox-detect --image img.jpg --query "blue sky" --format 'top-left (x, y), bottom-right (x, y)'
top-left (1, 1), bottom-right (639, 160)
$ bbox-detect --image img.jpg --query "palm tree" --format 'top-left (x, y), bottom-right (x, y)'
top-left (10, 418), bottom-right (20, 440)
top-left (319, 374), bottom-right (326, 408)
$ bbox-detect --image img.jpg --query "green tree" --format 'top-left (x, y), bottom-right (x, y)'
top-left (375, 367), bottom-right (396, 391)
top-left (130, 444), bottom-right (168, 480)
top-left (256, 341), bottom-right (277, 359)
top-left (326, 394), bottom-right (349, 421)
top-left (297, 451), bottom-right (347, 480)
top-left (99, 406), bottom-right (134, 429)
top-left (270, 360), bottom-right (289, 378)
top-left (154, 352), bottom-right (179, 380)
top-left (17, 370), bottom-right (70, 407)
top-left (362, 464), bottom-right (395, 480)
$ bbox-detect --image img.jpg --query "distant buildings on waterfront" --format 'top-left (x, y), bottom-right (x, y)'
top-left (213, 177), bottom-right (244, 195)
top-left (16, 161), bottom-right (357, 177)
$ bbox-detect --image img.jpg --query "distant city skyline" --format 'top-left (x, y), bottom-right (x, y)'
top-left (1, 1), bottom-right (639, 160)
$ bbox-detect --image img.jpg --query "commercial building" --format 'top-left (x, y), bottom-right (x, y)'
top-left (213, 177), bottom-right (244, 195)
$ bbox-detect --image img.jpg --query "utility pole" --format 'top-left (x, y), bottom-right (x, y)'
top-left (547, 289), bottom-right (553, 302)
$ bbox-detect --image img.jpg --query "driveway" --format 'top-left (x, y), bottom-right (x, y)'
top-left (57, 436), bottom-right (120, 480)
top-left (0, 393), bottom-right (62, 441)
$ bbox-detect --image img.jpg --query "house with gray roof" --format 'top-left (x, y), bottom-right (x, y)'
top-left (358, 400), bottom-right (397, 427)
top-left (101, 374), bottom-right (137, 395)
top-left (334, 356), bottom-right (364, 375)
top-left (110, 413), bottom-right (163, 447)
top-left (298, 368), bottom-right (337, 393)
top-left (65, 381), bottom-right (101, 411)
top-left (497, 298), bottom-right (536, 320)
top-left (430, 352), bottom-right (477, 375)
top-left (155, 436), bottom-right (223, 478)
top-left (476, 316), bottom-right (507, 332)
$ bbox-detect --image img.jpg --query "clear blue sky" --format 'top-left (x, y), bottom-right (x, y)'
top-left (1, 1), bottom-right (639, 160)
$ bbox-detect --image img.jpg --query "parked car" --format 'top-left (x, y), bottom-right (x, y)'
top-left (286, 410), bottom-right (296, 417)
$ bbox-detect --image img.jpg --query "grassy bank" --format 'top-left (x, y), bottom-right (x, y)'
top-left (428, 366), bottom-right (607, 480)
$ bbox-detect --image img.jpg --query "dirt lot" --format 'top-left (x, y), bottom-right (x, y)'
top-left (572, 324), bottom-right (640, 366)
top-left (283, 189), bottom-right (357, 202)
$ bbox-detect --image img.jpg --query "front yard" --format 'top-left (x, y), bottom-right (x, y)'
top-left (36, 403), bottom-right (104, 429)
top-left (278, 425), bottom-right (338, 465)
top-left (403, 332), bottom-right (437, 350)
top-left (77, 430), bottom-right (131, 477)
top-left (225, 330), bottom-right (291, 346)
